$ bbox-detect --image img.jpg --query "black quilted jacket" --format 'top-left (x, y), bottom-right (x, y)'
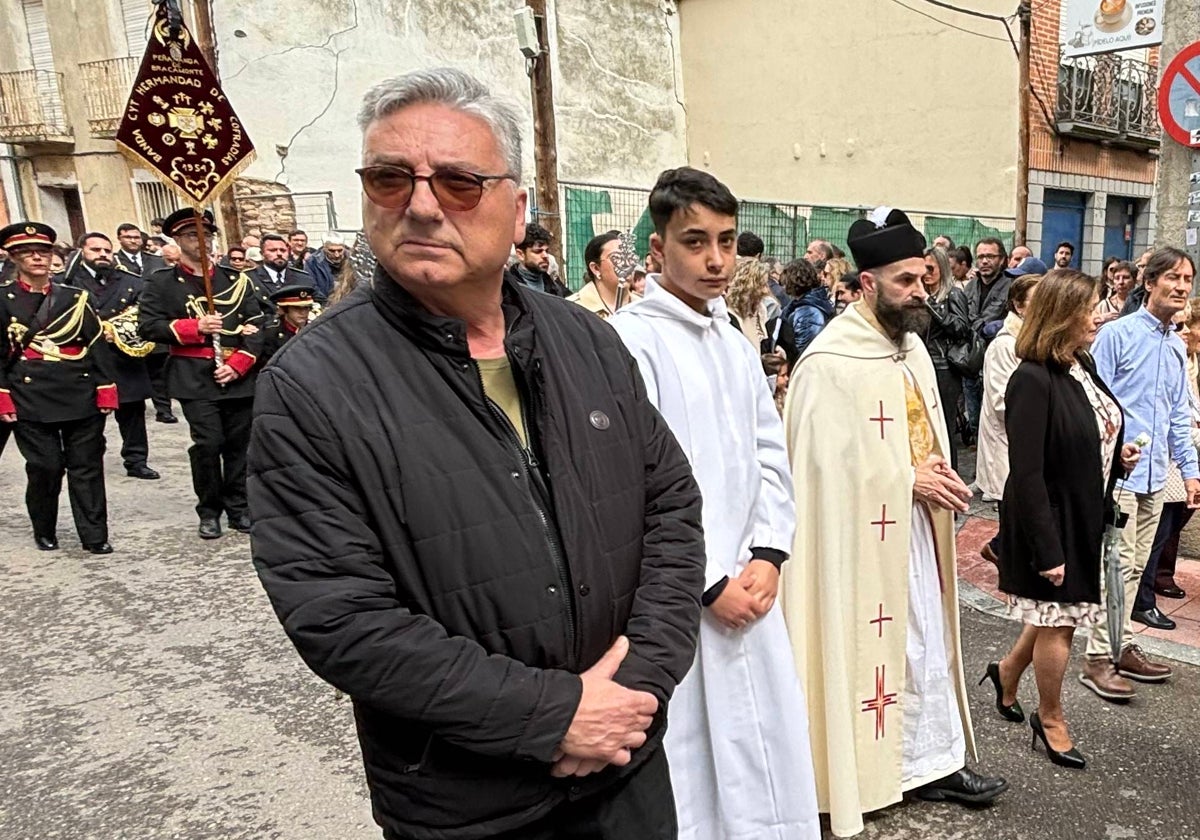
top-left (248, 271), bottom-right (705, 839)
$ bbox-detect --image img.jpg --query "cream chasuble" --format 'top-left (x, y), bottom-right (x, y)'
top-left (781, 301), bottom-right (975, 838)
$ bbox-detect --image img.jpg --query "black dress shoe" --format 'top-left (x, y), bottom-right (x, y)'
top-left (126, 465), bottom-right (161, 480)
top-left (156, 413), bottom-right (179, 424)
top-left (35, 535), bottom-right (59, 551)
top-left (1131, 607), bottom-right (1176, 631)
top-left (1030, 712), bottom-right (1086, 769)
top-left (1156, 584), bottom-right (1187, 600)
top-left (228, 514), bottom-right (251, 533)
top-left (83, 541), bottom-right (113, 555)
top-left (914, 768), bottom-right (1009, 805)
top-left (198, 518), bottom-right (223, 539)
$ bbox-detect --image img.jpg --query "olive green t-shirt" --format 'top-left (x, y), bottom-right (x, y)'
top-left (476, 355), bottom-right (528, 450)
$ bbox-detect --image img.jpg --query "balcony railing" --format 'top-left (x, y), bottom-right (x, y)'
top-left (1055, 50), bottom-right (1160, 150)
top-left (79, 57), bottom-right (138, 138)
top-left (0, 69), bottom-right (71, 143)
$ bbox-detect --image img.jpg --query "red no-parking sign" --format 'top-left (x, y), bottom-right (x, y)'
top-left (1158, 41), bottom-right (1200, 147)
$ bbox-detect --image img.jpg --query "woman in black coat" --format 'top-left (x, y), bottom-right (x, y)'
top-left (982, 269), bottom-right (1140, 770)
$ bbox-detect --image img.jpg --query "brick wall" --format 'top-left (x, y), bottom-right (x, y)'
top-left (1028, 0), bottom-right (1158, 184)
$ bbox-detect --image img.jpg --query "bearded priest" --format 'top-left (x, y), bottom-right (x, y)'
top-left (781, 208), bottom-right (1008, 837)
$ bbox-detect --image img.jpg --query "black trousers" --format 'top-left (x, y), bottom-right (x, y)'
top-left (180, 397), bottom-right (253, 520)
top-left (13, 414), bottom-right (108, 543)
top-left (1136, 502), bottom-right (1194, 611)
top-left (145, 352), bottom-right (174, 417)
top-left (934, 366), bottom-right (963, 473)
top-left (112, 400), bottom-right (149, 470)
top-left (0, 419), bottom-right (12, 459)
top-left (387, 749), bottom-right (675, 840)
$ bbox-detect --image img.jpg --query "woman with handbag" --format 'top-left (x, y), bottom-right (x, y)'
top-left (920, 247), bottom-right (971, 470)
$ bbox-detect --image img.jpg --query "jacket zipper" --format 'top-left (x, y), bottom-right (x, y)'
top-left (471, 360), bottom-right (578, 669)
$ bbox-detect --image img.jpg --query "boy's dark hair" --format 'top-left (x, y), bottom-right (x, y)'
top-left (77, 231), bottom-right (112, 248)
top-left (736, 231), bottom-right (764, 258)
top-left (518, 222), bottom-right (552, 251)
top-left (148, 236), bottom-right (167, 246)
top-left (648, 167), bottom-right (738, 236)
top-left (840, 270), bottom-right (862, 293)
top-left (951, 246), bottom-right (972, 268)
top-left (780, 258), bottom-right (821, 297)
top-left (149, 217), bottom-right (165, 227)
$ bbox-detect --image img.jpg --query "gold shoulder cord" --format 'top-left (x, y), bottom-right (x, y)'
top-left (183, 272), bottom-right (254, 335)
top-left (32, 289), bottom-right (93, 361)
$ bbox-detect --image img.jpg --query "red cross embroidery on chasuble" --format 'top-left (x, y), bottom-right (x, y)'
top-left (869, 400), bottom-right (894, 440)
top-left (861, 664), bottom-right (898, 740)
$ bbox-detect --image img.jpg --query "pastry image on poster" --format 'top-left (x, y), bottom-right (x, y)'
top-left (1062, 0), bottom-right (1162, 58)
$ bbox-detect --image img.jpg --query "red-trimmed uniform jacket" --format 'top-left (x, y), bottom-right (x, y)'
top-left (0, 278), bottom-right (119, 421)
top-left (137, 264), bottom-right (265, 401)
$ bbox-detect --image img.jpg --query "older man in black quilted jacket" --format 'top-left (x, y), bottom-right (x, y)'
top-left (247, 68), bottom-right (705, 840)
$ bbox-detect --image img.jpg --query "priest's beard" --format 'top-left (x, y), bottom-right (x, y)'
top-left (873, 295), bottom-right (930, 340)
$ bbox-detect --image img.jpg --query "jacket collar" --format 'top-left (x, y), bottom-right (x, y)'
top-left (369, 266), bottom-right (533, 361)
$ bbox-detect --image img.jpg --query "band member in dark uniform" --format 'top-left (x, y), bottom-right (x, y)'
top-left (138, 209), bottom-right (265, 539)
top-left (0, 222), bottom-right (118, 553)
top-left (259, 280), bottom-right (317, 366)
top-left (116, 222), bottom-right (176, 424)
top-left (248, 234), bottom-right (313, 316)
top-left (64, 232), bottom-right (161, 480)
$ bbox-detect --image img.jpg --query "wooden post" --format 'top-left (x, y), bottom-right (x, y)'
top-left (190, 0), bottom-right (244, 248)
top-left (526, 0), bottom-right (563, 265)
top-left (1015, 0), bottom-right (1032, 247)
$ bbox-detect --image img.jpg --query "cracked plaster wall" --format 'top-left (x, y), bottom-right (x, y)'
top-left (214, 0), bottom-right (687, 230)
top-left (677, 0), bottom-right (1020, 218)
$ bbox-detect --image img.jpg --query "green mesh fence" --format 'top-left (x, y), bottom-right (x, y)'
top-left (537, 182), bottom-right (1016, 290)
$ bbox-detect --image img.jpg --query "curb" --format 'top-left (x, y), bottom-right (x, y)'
top-left (958, 577), bottom-right (1200, 668)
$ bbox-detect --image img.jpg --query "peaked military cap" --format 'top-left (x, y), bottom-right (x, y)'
top-left (162, 208), bottom-right (218, 238)
top-left (0, 221), bottom-right (57, 251)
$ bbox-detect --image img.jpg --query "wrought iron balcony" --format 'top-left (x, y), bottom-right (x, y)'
top-left (0, 69), bottom-right (71, 143)
top-left (1055, 50), bottom-right (1160, 151)
top-left (79, 57), bottom-right (138, 138)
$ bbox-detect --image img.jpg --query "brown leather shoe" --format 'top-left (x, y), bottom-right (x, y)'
top-left (1079, 657), bottom-right (1136, 701)
top-left (980, 543), bottom-right (999, 566)
top-left (1117, 644), bottom-right (1173, 683)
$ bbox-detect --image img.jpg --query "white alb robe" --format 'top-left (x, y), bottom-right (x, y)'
top-left (611, 277), bottom-right (820, 840)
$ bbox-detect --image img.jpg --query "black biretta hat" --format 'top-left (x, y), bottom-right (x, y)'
top-left (847, 207), bottom-right (927, 272)
top-left (162, 208), bottom-right (218, 238)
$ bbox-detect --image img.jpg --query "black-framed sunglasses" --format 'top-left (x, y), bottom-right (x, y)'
top-left (355, 166), bottom-right (517, 211)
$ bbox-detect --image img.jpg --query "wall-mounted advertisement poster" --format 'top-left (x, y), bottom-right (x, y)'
top-left (1062, 0), bottom-right (1164, 58)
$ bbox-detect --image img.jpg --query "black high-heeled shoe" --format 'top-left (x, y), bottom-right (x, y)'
top-left (1030, 712), bottom-right (1086, 769)
top-left (978, 662), bottom-right (1024, 722)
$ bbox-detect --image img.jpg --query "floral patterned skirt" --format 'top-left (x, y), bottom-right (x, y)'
top-left (1003, 595), bottom-right (1103, 628)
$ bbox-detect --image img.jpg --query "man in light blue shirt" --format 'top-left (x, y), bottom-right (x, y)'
top-left (1082, 248), bottom-right (1199, 701)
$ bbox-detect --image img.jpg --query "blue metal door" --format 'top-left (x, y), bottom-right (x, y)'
top-left (1041, 189), bottom-right (1085, 268)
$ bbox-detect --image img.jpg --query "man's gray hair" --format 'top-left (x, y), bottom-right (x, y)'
top-left (358, 67), bottom-right (524, 182)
